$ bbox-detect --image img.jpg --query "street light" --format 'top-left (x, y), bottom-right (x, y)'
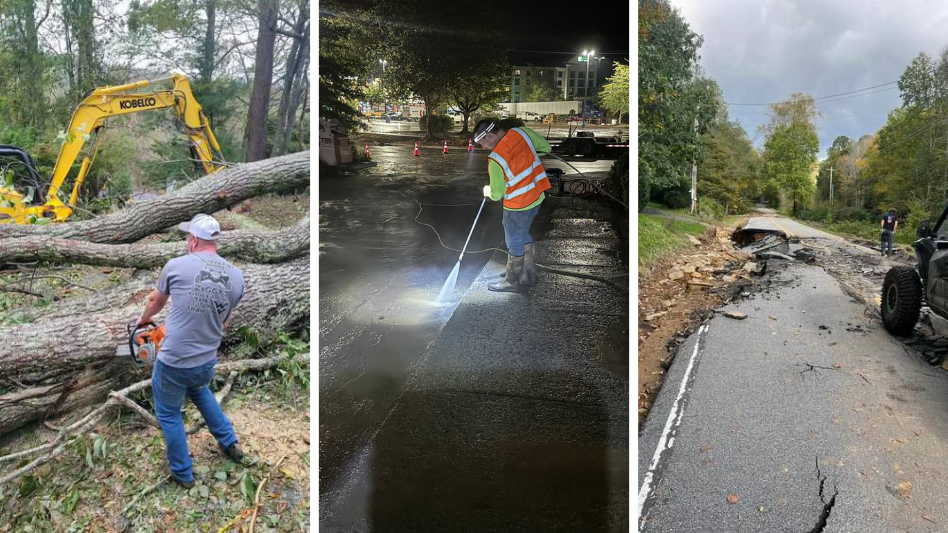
top-left (581, 50), bottom-right (594, 126)
top-left (379, 59), bottom-right (388, 116)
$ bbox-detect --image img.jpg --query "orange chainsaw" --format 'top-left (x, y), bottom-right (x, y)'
top-left (125, 321), bottom-right (165, 367)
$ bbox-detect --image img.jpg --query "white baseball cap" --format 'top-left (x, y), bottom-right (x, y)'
top-left (177, 214), bottom-right (221, 240)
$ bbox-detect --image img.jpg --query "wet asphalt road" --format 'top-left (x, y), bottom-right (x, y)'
top-left (318, 146), bottom-right (615, 513)
top-left (639, 228), bottom-right (948, 531)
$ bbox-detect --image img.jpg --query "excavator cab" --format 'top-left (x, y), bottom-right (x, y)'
top-left (0, 145), bottom-right (48, 223)
top-left (0, 73), bottom-right (226, 225)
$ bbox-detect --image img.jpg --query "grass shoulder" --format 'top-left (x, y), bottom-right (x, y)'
top-left (639, 213), bottom-right (706, 269)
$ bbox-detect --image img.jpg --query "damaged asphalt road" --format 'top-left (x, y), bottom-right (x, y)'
top-left (639, 217), bottom-right (948, 532)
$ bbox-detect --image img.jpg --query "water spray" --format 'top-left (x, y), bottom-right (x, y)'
top-left (436, 197), bottom-right (487, 302)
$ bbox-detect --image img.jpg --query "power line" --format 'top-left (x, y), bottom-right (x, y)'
top-left (726, 80), bottom-right (899, 106)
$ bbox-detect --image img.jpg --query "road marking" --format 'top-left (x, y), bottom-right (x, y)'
top-left (637, 323), bottom-right (709, 527)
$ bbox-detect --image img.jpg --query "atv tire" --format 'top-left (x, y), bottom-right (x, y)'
top-left (881, 266), bottom-right (923, 336)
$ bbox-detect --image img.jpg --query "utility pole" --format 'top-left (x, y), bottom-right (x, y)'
top-left (690, 114), bottom-right (698, 214)
top-left (828, 166), bottom-right (834, 205)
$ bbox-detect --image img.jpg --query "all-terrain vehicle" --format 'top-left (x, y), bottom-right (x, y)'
top-left (881, 212), bottom-right (948, 335)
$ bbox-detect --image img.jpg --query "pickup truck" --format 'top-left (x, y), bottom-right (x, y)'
top-left (518, 111), bottom-right (541, 122)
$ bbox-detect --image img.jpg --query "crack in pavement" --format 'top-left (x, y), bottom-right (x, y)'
top-left (798, 362), bottom-right (841, 380)
top-left (808, 456), bottom-right (839, 533)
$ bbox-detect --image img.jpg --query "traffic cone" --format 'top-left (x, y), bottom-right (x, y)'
top-left (365, 143), bottom-right (371, 159)
top-left (443, 140), bottom-right (448, 154)
top-left (414, 141), bottom-right (419, 157)
top-left (468, 138), bottom-right (473, 152)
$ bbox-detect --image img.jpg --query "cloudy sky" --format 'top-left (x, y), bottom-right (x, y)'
top-left (674, 0), bottom-right (948, 157)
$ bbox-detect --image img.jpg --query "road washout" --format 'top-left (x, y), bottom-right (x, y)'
top-left (638, 218), bottom-right (910, 426)
top-left (638, 222), bottom-right (796, 425)
top-left (729, 220), bottom-right (948, 373)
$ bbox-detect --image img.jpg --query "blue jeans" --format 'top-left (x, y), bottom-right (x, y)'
top-left (152, 358), bottom-right (237, 483)
top-left (881, 229), bottom-right (893, 255)
top-left (502, 205), bottom-right (541, 257)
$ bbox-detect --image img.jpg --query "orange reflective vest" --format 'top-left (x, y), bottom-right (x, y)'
top-left (487, 128), bottom-right (551, 209)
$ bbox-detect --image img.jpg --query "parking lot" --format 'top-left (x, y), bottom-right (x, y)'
top-left (361, 114), bottom-right (629, 142)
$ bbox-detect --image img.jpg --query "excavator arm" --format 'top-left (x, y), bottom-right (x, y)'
top-left (3, 73), bottom-right (225, 224)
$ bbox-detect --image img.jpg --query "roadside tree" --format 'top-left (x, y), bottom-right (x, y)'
top-left (599, 61), bottom-right (629, 125)
top-left (764, 121), bottom-right (818, 215)
top-left (447, 54), bottom-right (509, 134)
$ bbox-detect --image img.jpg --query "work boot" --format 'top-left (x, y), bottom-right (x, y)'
top-left (520, 243), bottom-right (538, 288)
top-left (164, 463), bottom-right (195, 489)
top-left (488, 254), bottom-right (523, 292)
top-left (220, 442), bottom-right (244, 463)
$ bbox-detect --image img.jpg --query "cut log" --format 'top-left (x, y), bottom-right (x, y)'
top-left (0, 257), bottom-right (309, 375)
top-left (0, 151), bottom-right (310, 243)
top-left (0, 216), bottom-right (309, 267)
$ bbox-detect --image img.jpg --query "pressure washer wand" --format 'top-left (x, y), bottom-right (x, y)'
top-left (457, 197), bottom-right (486, 262)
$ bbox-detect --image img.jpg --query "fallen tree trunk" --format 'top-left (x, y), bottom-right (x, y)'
top-left (0, 257), bottom-right (309, 375)
top-left (0, 151), bottom-right (309, 243)
top-left (0, 217), bottom-right (309, 267)
top-left (0, 257), bottom-right (309, 437)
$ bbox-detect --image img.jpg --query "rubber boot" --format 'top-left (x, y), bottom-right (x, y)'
top-left (489, 254), bottom-right (523, 292)
top-left (520, 243), bottom-right (538, 288)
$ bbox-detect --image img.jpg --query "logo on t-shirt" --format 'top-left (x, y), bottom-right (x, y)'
top-left (187, 261), bottom-right (234, 318)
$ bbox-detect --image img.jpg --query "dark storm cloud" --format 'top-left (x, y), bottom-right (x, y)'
top-left (675, 0), bottom-right (948, 154)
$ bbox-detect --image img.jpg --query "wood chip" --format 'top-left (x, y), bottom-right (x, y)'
top-left (726, 494), bottom-right (740, 504)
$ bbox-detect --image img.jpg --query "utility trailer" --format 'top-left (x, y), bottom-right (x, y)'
top-left (547, 131), bottom-right (629, 157)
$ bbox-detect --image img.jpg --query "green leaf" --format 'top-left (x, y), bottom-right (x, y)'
top-left (63, 488), bottom-right (81, 515)
top-left (85, 447), bottom-right (94, 469)
top-left (199, 484), bottom-right (209, 499)
top-left (195, 465), bottom-right (210, 476)
top-left (18, 475), bottom-right (39, 498)
top-left (240, 473), bottom-right (256, 504)
top-left (214, 471), bottom-right (228, 481)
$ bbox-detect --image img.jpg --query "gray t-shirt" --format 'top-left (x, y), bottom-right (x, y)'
top-left (156, 252), bottom-right (245, 368)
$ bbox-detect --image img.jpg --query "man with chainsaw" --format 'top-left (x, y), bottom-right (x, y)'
top-left (473, 119), bottom-right (552, 292)
top-left (137, 213), bottom-right (245, 489)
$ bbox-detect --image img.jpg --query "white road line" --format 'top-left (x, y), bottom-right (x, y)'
top-left (637, 323), bottom-right (709, 528)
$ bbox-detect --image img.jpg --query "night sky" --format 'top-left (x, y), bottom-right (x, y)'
top-left (483, 2), bottom-right (632, 82)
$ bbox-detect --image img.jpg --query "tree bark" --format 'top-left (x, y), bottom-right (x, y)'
top-left (274, 3), bottom-right (309, 156)
top-left (245, 0), bottom-right (279, 162)
top-left (0, 151), bottom-right (310, 243)
top-left (0, 258), bottom-right (309, 436)
top-left (200, 0), bottom-right (217, 84)
top-left (0, 257), bottom-right (309, 376)
top-left (0, 216), bottom-right (309, 267)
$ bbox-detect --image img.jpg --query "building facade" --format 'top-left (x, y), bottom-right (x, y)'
top-left (503, 55), bottom-right (602, 103)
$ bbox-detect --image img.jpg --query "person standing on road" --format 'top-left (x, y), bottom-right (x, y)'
top-left (137, 213), bottom-right (246, 488)
top-left (473, 119), bottom-right (552, 292)
top-left (880, 208), bottom-right (898, 257)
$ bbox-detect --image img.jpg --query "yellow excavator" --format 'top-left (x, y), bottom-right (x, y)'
top-left (0, 73), bottom-right (226, 224)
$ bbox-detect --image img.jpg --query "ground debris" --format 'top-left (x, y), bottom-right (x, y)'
top-left (724, 312), bottom-right (748, 320)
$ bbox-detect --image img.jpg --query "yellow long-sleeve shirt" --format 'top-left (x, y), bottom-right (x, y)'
top-left (487, 127), bottom-right (551, 211)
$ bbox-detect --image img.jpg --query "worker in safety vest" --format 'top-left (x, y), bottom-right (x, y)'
top-left (472, 119), bottom-right (552, 292)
